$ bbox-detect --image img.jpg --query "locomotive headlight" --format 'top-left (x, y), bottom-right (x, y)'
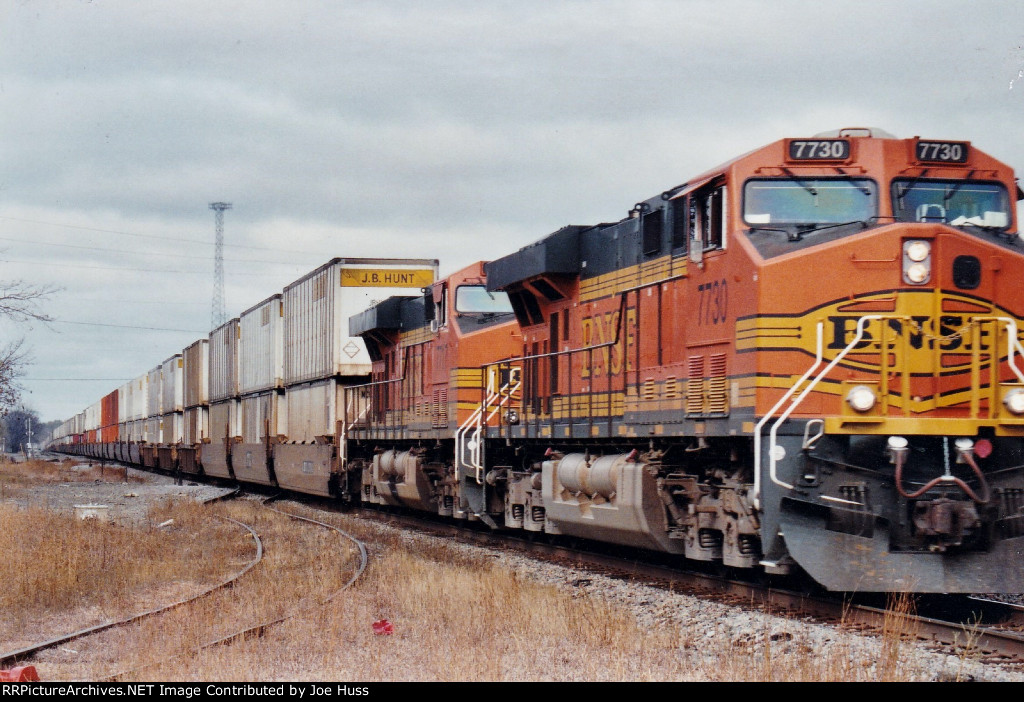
top-left (905, 240), bottom-right (931, 262)
top-left (905, 262), bottom-right (930, 284)
top-left (903, 240), bottom-right (932, 285)
top-left (846, 385), bottom-right (877, 412)
top-left (1004, 388), bottom-right (1024, 415)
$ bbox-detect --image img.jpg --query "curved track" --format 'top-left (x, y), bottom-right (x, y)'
top-left (0, 514), bottom-right (263, 669)
top-left (100, 494), bottom-right (368, 682)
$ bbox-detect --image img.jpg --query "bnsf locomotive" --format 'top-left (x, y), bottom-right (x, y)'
top-left (54, 128), bottom-right (1024, 593)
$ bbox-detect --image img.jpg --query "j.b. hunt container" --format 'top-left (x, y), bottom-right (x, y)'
top-left (282, 258), bottom-right (438, 385)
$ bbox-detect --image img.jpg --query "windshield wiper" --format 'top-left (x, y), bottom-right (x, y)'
top-left (798, 220), bottom-right (871, 235)
top-left (943, 170), bottom-right (976, 203)
top-left (952, 219), bottom-right (1017, 243)
top-left (780, 167), bottom-right (818, 198)
top-left (748, 220), bottom-right (869, 242)
top-left (896, 168), bottom-right (931, 202)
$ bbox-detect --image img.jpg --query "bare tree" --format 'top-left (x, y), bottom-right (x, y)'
top-left (0, 338), bottom-right (29, 412)
top-left (0, 281), bottom-right (57, 323)
top-left (0, 280), bottom-right (56, 414)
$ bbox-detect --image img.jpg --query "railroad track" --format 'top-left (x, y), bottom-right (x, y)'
top-left (0, 490), bottom-right (368, 681)
top-left (0, 515), bottom-right (263, 669)
top-left (102, 496), bottom-right (368, 681)
top-left (11, 456), bottom-right (1021, 679)
top-left (0, 495), bottom-right (262, 670)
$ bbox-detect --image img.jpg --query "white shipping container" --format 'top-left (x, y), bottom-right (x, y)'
top-left (183, 339), bottom-right (209, 408)
top-left (144, 416), bottom-right (161, 444)
top-left (282, 258), bottom-right (437, 385)
top-left (282, 380), bottom-right (342, 442)
top-left (209, 319), bottom-right (240, 401)
top-left (131, 373), bottom-right (148, 421)
top-left (183, 406), bottom-right (209, 444)
top-left (161, 354), bottom-right (184, 413)
top-left (240, 392), bottom-right (285, 444)
top-left (161, 412), bottom-right (183, 444)
top-left (239, 295), bottom-right (284, 395)
top-left (209, 400), bottom-right (240, 441)
top-left (146, 365), bottom-right (163, 418)
top-left (118, 383), bottom-right (130, 423)
top-left (84, 400), bottom-right (102, 432)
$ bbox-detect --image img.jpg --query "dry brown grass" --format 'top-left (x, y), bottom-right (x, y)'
top-left (0, 458), bottom-right (141, 500)
top-left (0, 468), bottom-right (968, 682)
top-left (133, 514), bottom-right (936, 683)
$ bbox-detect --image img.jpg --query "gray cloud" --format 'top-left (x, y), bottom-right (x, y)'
top-left (2, 0), bottom-right (1024, 421)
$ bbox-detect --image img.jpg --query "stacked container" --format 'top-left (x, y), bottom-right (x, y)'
top-left (180, 339), bottom-right (209, 474)
top-left (204, 318), bottom-right (240, 478)
top-left (234, 295), bottom-right (284, 485)
top-left (275, 258), bottom-right (438, 495)
top-left (145, 364), bottom-right (163, 446)
top-left (158, 354), bottom-right (183, 470)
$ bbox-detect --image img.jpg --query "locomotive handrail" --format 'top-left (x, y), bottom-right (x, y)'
top-left (754, 314), bottom-right (1024, 509)
top-left (456, 363), bottom-right (522, 484)
top-left (978, 316), bottom-right (1024, 384)
top-left (764, 314), bottom-right (891, 499)
top-left (752, 319), bottom-right (826, 510)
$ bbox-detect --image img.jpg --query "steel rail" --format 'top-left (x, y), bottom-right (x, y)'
top-left (0, 513), bottom-right (262, 669)
top-left (102, 495), bottom-right (368, 681)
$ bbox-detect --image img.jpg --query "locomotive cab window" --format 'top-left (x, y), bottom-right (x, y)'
top-left (891, 179), bottom-right (1010, 229)
top-left (455, 285), bottom-right (515, 315)
top-left (743, 177), bottom-right (877, 232)
top-left (690, 185), bottom-right (727, 252)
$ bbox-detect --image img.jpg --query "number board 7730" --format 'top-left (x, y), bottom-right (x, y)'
top-left (913, 140), bottom-right (969, 164)
top-left (786, 139), bottom-right (851, 162)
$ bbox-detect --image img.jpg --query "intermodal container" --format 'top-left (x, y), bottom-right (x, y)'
top-left (183, 339), bottom-right (209, 409)
top-left (146, 365), bottom-right (163, 418)
top-left (239, 295), bottom-right (283, 395)
top-left (240, 391), bottom-right (285, 443)
top-left (281, 258), bottom-right (438, 386)
top-left (161, 354), bottom-right (184, 413)
top-left (209, 318), bottom-right (240, 402)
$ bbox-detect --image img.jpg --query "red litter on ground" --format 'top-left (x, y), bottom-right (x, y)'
top-left (0, 665), bottom-right (39, 682)
top-left (372, 619), bottom-right (394, 635)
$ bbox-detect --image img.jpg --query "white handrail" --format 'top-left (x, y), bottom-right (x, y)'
top-left (752, 321), bottom-right (825, 510)
top-left (455, 366), bottom-right (522, 485)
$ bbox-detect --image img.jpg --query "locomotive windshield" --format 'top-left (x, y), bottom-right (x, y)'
top-left (743, 178), bottom-right (877, 229)
top-left (455, 285), bottom-right (515, 315)
top-left (891, 179), bottom-right (1010, 229)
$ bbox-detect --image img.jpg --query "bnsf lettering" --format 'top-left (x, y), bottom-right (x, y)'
top-left (580, 308), bottom-right (637, 379)
top-left (826, 315), bottom-right (987, 352)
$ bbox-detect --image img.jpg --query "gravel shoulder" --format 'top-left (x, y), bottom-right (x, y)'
top-left (9, 459), bottom-right (235, 526)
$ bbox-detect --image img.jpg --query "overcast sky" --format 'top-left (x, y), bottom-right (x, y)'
top-left (3, 0), bottom-right (1024, 424)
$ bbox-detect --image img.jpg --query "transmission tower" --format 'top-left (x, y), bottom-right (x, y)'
top-left (209, 202), bottom-right (232, 329)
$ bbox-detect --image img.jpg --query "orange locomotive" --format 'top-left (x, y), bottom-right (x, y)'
top-left (344, 261), bottom-right (523, 522)
top-left (404, 127), bottom-right (1024, 593)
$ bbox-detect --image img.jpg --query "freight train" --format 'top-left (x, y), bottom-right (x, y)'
top-left (51, 128), bottom-right (1024, 593)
